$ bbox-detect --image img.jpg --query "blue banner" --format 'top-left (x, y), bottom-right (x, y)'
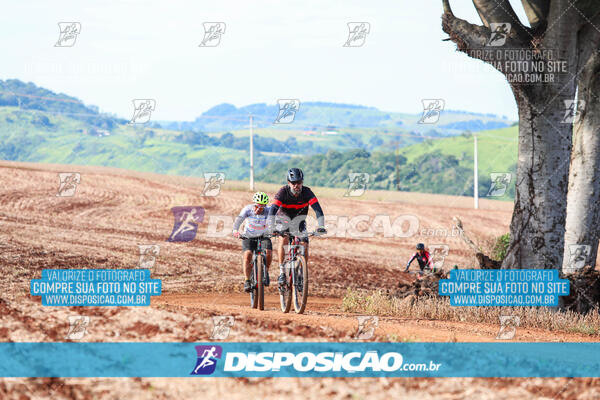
top-left (439, 269), bottom-right (570, 306)
top-left (0, 342), bottom-right (599, 377)
top-left (30, 269), bottom-right (161, 306)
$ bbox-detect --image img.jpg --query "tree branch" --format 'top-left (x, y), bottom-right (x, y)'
top-left (442, 6), bottom-right (490, 59)
top-left (520, 0), bottom-right (549, 32)
top-left (472, 0), bottom-right (532, 42)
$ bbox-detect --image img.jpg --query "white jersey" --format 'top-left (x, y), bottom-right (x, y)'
top-left (234, 204), bottom-right (272, 237)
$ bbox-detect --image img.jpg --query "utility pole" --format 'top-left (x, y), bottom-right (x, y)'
top-left (390, 137), bottom-right (401, 191)
top-left (395, 138), bottom-right (400, 191)
top-left (249, 114), bottom-right (255, 191)
top-left (474, 133), bottom-right (479, 209)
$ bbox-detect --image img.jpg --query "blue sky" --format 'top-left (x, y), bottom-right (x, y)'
top-left (1, 0), bottom-right (528, 121)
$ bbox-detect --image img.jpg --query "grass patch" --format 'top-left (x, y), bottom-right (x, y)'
top-left (342, 289), bottom-right (600, 336)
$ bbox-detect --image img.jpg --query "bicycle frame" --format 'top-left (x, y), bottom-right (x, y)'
top-left (239, 235), bottom-right (270, 288)
top-left (279, 232), bottom-right (318, 283)
top-left (276, 230), bottom-right (321, 314)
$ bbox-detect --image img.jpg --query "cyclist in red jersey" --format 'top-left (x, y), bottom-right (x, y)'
top-left (268, 168), bottom-right (327, 290)
top-left (405, 243), bottom-right (432, 273)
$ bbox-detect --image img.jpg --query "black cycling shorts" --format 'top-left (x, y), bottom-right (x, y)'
top-left (277, 219), bottom-right (309, 243)
top-left (242, 237), bottom-right (272, 252)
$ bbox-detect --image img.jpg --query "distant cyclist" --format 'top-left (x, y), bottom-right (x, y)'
top-left (268, 168), bottom-right (327, 290)
top-left (232, 192), bottom-right (272, 293)
top-left (404, 243), bottom-right (432, 273)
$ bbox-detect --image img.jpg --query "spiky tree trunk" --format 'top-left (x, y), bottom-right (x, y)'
top-left (442, 0), bottom-right (580, 269)
top-left (563, 19), bottom-right (600, 272)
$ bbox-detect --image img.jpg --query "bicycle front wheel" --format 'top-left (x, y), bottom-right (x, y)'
top-left (250, 259), bottom-right (258, 309)
top-left (257, 255), bottom-right (264, 311)
top-left (279, 261), bottom-right (292, 313)
top-left (292, 255), bottom-right (308, 314)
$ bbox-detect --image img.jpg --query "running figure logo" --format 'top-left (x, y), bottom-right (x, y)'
top-left (487, 173), bottom-right (512, 197)
top-left (496, 315), bottom-right (520, 340)
top-left (65, 316), bottom-right (89, 340)
top-left (344, 173), bottom-right (370, 197)
top-left (138, 245), bottom-right (160, 268)
top-left (167, 206), bottom-right (205, 242)
top-left (429, 244), bottom-right (449, 270)
top-left (274, 99), bottom-right (300, 124)
top-left (202, 172), bottom-right (226, 197)
top-left (129, 99), bottom-right (156, 124)
top-left (487, 23), bottom-right (511, 47)
top-left (56, 172), bottom-right (81, 197)
top-left (344, 22), bottom-right (371, 47)
top-left (418, 99), bottom-right (444, 124)
top-left (562, 99), bottom-right (586, 124)
top-left (191, 345), bottom-right (223, 375)
top-left (55, 22), bottom-right (81, 47)
top-left (354, 316), bottom-right (378, 340)
top-left (566, 244), bottom-right (590, 273)
top-left (210, 316), bottom-right (234, 340)
top-left (199, 22), bottom-right (226, 47)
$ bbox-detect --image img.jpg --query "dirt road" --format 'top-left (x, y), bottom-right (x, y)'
top-left (1, 160), bottom-right (598, 399)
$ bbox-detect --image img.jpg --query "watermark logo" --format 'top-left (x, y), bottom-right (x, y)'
top-left (274, 99), bottom-right (300, 124)
top-left (562, 99), bottom-right (585, 124)
top-left (429, 244), bottom-right (449, 270)
top-left (138, 245), bottom-right (160, 268)
top-left (56, 172), bottom-right (81, 197)
top-left (420, 226), bottom-right (461, 238)
top-left (167, 206), bottom-right (205, 242)
top-left (129, 99), bottom-right (156, 124)
top-left (191, 345), bottom-right (222, 375)
top-left (496, 315), bottom-right (520, 339)
top-left (199, 22), bottom-right (226, 47)
top-left (205, 214), bottom-right (420, 239)
top-left (344, 22), bottom-right (370, 47)
top-left (418, 99), bottom-right (444, 124)
top-left (202, 172), bottom-right (226, 196)
top-left (487, 172), bottom-right (512, 197)
top-left (566, 244), bottom-right (590, 273)
top-left (210, 316), bottom-right (234, 340)
top-left (55, 22), bottom-right (81, 47)
top-left (354, 316), bottom-right (378, 340)
top-left (344, 173), bottom-right (369, 197)
top-left (486, 23), bottom-right (511, 47)
top-left (65, 316), bottom-right (89, 340)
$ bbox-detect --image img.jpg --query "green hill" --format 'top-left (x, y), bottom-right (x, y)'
top-left (257, 126), bottom-right (518, 199)
top-left (0, 79), bottom-right (518, 197)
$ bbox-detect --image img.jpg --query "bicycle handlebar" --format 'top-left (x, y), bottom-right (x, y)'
top-left (236, 231), bottom-right (326, 240)
top-left (237, 233), bottom-right (277, 240)
top-left (274, 231), bottom-right (325, 238)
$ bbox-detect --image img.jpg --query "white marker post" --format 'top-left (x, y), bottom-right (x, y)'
top-left (474, 133), bottom-right (479, 209)
top-left (249, 114), bottom-right (254, 191)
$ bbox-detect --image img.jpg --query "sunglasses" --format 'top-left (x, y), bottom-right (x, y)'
top-left (289, 181), bottom-right (303, 186)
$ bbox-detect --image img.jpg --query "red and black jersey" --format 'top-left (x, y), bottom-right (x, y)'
top-left (269, 185), bottom-right (324, 225)
top-left (406, 251), bottom-right (431, 271)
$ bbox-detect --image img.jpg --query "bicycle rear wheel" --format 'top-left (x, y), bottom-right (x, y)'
top-left (292, 255), bottom-right (308, 314)
top-left (279, 261), bottom-right (292, 313)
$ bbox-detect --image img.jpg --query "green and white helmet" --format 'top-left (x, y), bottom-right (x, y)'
top-left (252, 191), bottom-right (269, 205)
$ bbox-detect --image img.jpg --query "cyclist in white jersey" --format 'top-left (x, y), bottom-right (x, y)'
top-left (232, 192), bottom-right (273, 292)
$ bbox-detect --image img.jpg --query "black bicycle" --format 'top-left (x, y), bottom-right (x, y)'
top-left (238, 234), bottom-right (272, 310)
top-left (276, 231), bottom-right (322, 314)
